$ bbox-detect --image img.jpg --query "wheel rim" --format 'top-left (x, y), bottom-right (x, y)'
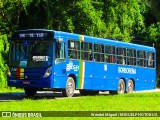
top-left (118, 80), bottom-right (125, 94)
top-left (66, 81), bottom-right (74, 96)
top-left (128, 80), bottom-right (133, 93)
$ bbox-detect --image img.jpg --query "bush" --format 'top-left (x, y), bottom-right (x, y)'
top-left (0, 34), bottom-right (8, 88)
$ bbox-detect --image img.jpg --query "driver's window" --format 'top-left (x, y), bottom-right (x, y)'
top-left (56, 41), bottom-right (65, 59)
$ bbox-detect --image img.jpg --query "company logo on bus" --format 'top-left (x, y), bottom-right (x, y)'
top-left (118, 67), bottom-right (136, 74)
top-left (66, 61), bottom-right (79, 72)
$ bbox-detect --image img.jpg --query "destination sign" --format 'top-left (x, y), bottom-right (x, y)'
top-left (11, 30), bottom-right (54, 40)
top-left (19, 33), bottom-right (48, 38)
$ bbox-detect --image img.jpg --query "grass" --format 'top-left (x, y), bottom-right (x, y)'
top-left (0, 87), bottom-right (23, 92)
top-left (0, 92), bottom-right (160, 119)
top-left (1, 93), bottom-right (160, 111)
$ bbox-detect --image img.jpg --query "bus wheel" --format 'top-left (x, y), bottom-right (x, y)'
top-left (62, 77), bottom-right (75, 97)
top-left (127, 79), bottom-right (134, 93)
top-left (118, 79), bottom-right (125, 94)
top-left (24, 88), bottom-right (37, 97)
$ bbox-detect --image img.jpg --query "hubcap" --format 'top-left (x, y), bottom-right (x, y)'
top-left (128, 81), bottom-right (133, 92)
top-left (67, 82), bottom-right (74, 95)
top-left (119, 83), bottom-right (124, 94)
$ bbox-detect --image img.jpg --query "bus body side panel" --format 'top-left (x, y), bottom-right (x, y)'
top-left (89, 62), bottom-right (106, 90)
top-left (53, 60), bottom-right (87, 89)
top-left (145, 68), bottom-right (156, 90)
top-left (80, 61), bottom-right (93, 90)
top-left (104, 64), bottom-right (118, 91)
top-left (135, 68), bottom-right (156, 91)
top-left (53, 61), bottom-right (68, 89)
top-left (136, 67), bottom-right (147, 91)
top-left (83, 63), bottom-right (118, 91)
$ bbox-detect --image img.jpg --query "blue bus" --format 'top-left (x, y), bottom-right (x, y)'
top-left (8, 29), bottom-right (156, 97)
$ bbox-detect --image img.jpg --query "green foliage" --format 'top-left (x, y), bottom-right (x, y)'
top-left (103, 0), bottom-right (145, 42)
top-left (21, 0), bottom-right (32, 13)
top-left (71, 0), bottom-right (106, 36)
top-left (0, 0), bottom-right (22, 34)
top-left (0, 34), bottom-right (8, 88)
top-left (146, 23), bottom-right (160, 43)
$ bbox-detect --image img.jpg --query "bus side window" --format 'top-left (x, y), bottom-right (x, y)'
top-left (68, 40), bottom-right (80, 60)
top-left (147, 52), bottom-right (154, 68)
top-left (56, 41), bottom-right (65, 59)
top-left (81, 42), bottom-right (92, 61)
top-left (89, 43), bottom-right (92, 61)
top-left (127, 49), bottom-right (136, 66)
top-left (105, 45), bottom-right (115, 63)
top-left (137, 50), bottom-right (145, 67)
top-left (112, 47), bottom-right (116, 63)
top-left (117, 47), bottom-right (126, 65)
top-left (94, 44), bottom-right (104, 62)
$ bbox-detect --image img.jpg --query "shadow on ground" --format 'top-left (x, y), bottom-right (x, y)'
top-left (0, 90), bottom-right (111, 102)
top-left (0, 91), bottom-right (81, 102)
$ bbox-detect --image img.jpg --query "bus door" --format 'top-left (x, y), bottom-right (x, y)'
top-left (53, 37), bottom-right (67, 88)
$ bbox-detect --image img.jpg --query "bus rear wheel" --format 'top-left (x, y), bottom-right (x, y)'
top-left (127, 79), bottom-right (134, 93)
top-left (24, 88), bottom-right (37, 97)
top-left (62, 77), bottom-right (75, 97)
top-left (118, 79), bottom-right (125, 94)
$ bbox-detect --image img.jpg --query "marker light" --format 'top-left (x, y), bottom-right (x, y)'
top-left (43, 67), bottom-right (52, 78)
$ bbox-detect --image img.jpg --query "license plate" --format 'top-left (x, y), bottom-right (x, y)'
top-left (23, 81), bottom-right (30, 85)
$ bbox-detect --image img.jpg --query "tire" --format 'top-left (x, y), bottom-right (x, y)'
top-left (118, 79), bottom-right (125, 94)
top-left (127, 79), bottom-right (134, 93)
top-left (24, 88), bottom-right (37, 97)
top-left (62, 77), bottom-right (75, 97)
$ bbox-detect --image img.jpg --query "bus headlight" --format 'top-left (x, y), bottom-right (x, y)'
top-left (43, 67), bottom-right (52, 78)
top-left (8, 68), bottom-right (11, 77)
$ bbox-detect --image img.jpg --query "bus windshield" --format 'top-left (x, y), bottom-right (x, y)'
top-left (9, 40), bottom-right (53, 68)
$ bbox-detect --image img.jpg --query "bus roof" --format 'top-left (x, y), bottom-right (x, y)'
top-left (15, 29), bottom-right (155, 52)
top-left (54, 30), bottom-right (155, 52)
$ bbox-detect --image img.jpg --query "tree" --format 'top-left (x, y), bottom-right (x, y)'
top-left (0, 0), bottom-right (31, 88)
top-left (102, 0), bottom-right (145, 42)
